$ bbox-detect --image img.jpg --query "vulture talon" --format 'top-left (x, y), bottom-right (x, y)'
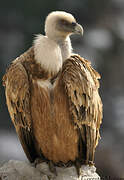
top-left (33, 157), bottom-right (44, 167)
top-left (48, 160), bottom-right (57, 176)
top-left (75, 159), bottom-right (81, 177)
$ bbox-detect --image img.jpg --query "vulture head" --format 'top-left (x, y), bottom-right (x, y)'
top-left (45, 11), bottom-right (83, 40)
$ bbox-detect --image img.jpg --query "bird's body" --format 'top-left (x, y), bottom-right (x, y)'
top-left (3, 11), bottom-right (102, 175)
top-left (31, 72), bottom-right (79, 163)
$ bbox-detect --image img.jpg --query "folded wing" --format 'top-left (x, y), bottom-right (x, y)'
top-left (61, 55), bottom-right (103, 164)
top-left (3, 57), bottom-right (38, 162)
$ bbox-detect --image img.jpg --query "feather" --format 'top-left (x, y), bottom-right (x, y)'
top-left (3, 59), bottom-right (38, 162)
top-left (61, 54), bottom-right (103, 164)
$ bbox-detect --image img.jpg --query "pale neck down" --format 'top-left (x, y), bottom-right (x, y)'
top-left (47, 34), bottom-right (73, 62)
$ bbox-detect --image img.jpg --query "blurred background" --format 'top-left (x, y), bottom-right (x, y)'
top-left (0, 0), bottom-right (124, 178)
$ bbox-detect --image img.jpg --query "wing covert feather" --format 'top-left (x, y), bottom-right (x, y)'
top-left (3, 60), bottom-right (37, 162)
top-left (62, 55), bottom-right (103, 164)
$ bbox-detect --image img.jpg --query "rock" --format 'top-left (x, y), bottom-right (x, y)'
top-left (0, 160), bottom-right (100, 180)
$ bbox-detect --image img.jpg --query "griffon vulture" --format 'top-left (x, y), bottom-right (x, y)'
top-left (3, 11), bottom-right (103, 176)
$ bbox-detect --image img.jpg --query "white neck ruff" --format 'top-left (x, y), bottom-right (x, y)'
top-left (34, 34), bottom-right (62, 74)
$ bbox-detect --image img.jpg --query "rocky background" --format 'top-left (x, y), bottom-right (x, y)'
top-left (0, 0), bottom-right (124, 178)
top-left (0, 161), bottom-right (100, 180)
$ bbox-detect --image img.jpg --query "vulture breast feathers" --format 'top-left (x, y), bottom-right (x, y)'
top-left (3, 11), bottom-right (103, 174)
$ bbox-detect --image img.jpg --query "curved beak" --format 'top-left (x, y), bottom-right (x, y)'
top-left (74, 23), bottom-right (83, 36)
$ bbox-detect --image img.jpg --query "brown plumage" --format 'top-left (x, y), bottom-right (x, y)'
top-left (3, 11), bottom-right (102, 176)
top-left (3, 47), bottom-right (102, 163)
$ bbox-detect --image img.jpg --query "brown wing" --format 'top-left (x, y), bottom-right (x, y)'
top-left (3, 59), bottom-right (38, 162)
top-left (61, 54), bottom-right (103, 164)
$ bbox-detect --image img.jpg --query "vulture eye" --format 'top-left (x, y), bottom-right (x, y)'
top-left (61, 19), bottom-right (69, 26)
top-left (71, 22), bottom-right (76, 27)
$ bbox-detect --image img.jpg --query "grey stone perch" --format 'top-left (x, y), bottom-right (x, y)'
top-left (0, 160), bottom-right (100, 180)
